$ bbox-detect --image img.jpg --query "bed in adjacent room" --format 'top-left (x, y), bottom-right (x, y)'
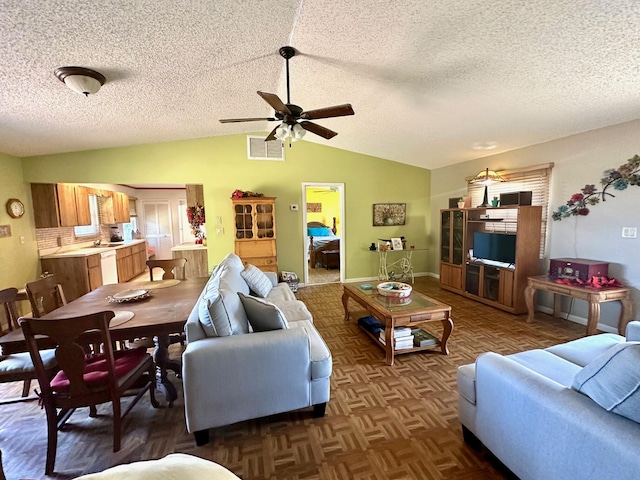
top-left (307, 219), bottom-right (340, 268)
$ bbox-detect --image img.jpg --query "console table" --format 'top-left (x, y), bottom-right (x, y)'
top-left (376, 248), bottom-right (428, 284)
top-left (524, 275), bottom-right (633, 336)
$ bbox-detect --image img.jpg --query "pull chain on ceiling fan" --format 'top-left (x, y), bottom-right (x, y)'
top-left (219, 46), bottom-right (354, 142)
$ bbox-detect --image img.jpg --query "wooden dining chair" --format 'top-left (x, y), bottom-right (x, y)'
top-left (145, 258), bottom-right (188, 350)
top-left (0, 287), bottom-right (57, 404)
top-left (20, 311), bottom-right (158, 475)
top-left (0, 287), bottom-right (20, 333)
top-left (25, 275), bottom-right (67, 318)
top-left (146, 258), bottom-right (187, 281)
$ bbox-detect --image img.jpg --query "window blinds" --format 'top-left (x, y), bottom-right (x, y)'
top-left (466, 163), bottom-right (553, 257)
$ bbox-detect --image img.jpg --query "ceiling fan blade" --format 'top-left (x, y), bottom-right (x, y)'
top-left (300, 121), bottom-right (338, 139)
top-left (257, 91), bottom-right (291, 115)
top-left (301, 104), bottom-right (354, 120)
top-left (219, 117), bottom-right (276, 123)
top-left (265, 124), bottom-right (280, 142)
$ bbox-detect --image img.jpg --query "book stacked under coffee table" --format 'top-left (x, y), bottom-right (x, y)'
top-left (343, 282), bottom-right (453, 365)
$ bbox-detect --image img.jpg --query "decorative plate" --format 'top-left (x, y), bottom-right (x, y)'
top-left (377, 281), bottom-right (412, 297)
top-left (107, 289), bottom-right (150, 303)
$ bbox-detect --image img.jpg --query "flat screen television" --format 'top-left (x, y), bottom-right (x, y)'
top-left (473, 232), bottom-right (516, 264)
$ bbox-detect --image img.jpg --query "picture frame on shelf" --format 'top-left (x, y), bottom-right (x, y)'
top-left (373, 203), bottom-right (406, 226)
top-left (391, 237), bottom-right (403, 250)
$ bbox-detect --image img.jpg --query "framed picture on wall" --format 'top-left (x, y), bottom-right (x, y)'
top-left (373, 203), bottom-right (406, 226)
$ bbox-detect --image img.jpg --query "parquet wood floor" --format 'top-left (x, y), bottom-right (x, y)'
top-left (0, 277), bottom-right (585, 479)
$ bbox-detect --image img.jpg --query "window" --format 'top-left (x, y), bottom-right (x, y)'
top-left (467, 163), bottom-right (553, 257)
top-left (122, 217), bottom-right (138, 241)
top-left (73, 195), bottom-right (100, 237)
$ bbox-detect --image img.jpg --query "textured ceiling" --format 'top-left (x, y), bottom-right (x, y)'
top-left (1, 0), bottom-right (639, 169)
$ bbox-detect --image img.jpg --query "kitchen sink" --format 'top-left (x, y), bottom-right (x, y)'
top-left (83, 243), bottom-right (121, 249)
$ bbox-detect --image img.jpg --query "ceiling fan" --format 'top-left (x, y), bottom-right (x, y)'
top-left (219, 46), bottom-right (354, 142)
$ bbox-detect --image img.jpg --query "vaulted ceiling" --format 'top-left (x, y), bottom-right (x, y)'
top-left (1, 1), bottom-right (639, 169)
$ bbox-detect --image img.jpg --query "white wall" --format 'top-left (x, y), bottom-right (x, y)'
top-left (430, 118), bottom-right (640, 331)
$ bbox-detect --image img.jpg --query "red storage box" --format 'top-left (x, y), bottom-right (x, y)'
top-left (549, 258), bottom-right (609, 281)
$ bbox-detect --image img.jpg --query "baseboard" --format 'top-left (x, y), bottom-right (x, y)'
top-left (535, 305), bottom-right (617, 334)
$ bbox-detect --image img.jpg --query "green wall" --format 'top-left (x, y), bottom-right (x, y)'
top-left (20, 133), bottom-right (431, 280)
top-left (0, 152), bottom-right (40, 312)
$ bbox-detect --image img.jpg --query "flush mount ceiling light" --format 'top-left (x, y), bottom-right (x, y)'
top-left (471, 141), bottom-right (498, 151)
top-left (469, 167), bottom-right (505, 207)
top-left (54, 66), bottom-right (106, 96)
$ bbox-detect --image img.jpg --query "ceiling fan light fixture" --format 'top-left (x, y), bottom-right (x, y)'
top-left (274, 124), bottom-right (290, 140)
top-left (291, 123), bottom-right (306, 142)
top-left (54, 66), bottom-right (106, 96)
top-left (219, 46), bottom-right (354, 142)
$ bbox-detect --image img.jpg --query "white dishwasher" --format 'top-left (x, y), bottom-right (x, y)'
top-left (100, 250), bottom-right (119, 284)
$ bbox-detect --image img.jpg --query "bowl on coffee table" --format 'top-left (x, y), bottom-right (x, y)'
top-left (377, 281), bottom-right (412, 298)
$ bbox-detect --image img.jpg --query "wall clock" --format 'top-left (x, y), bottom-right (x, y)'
top-left (6, 198), bottom-right (25, 218)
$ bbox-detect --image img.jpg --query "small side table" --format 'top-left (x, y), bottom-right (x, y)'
top-left (524, 275), bottom-right (633, 336)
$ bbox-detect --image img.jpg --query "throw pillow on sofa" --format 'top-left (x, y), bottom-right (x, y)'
top-left (572, 341), bottom-right (640, 424)
top-left (238, 292), bottom-right (288, 331)
top-left (240, 264), bottom-right (273, 298)
top-left (199, 296), bottom-right (232, 337)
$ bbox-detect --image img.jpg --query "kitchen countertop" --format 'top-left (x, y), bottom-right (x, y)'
top-left (40, 239), bottom-right (147, 259)
top-left (171, 243), bottom-right (207, 252)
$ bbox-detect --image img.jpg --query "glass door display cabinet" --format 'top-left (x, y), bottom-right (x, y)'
top-left (440, 209), bottom-right (464, 290)
top-left (233, 197), bottom-right (278, 273)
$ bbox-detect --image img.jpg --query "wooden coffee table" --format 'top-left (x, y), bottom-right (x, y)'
top-left (342, 282), bottom-right (453, 365)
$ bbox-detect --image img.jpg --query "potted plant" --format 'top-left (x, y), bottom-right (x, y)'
top-left (457, 198), bottom-right (465, 209)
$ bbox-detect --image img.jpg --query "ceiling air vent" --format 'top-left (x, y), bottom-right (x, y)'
top-left (247, 136), bottom-right (284, 161)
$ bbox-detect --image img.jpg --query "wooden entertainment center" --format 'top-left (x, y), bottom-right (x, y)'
top-left (439, 205), bottom-right (542, 314)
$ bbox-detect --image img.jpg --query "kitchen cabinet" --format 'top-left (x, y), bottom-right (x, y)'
top-left (40, 254), bottom-right (103, 302)
top-left (31, 183), bottom-right (92, 228)
top-left (116, 242), bottom-right (147, 282)
top-left (171, 245), bottom-right (208, 278)
top-left (114, 192), bottom-right (130, 223)
top-left (100, 192), bottom-right (130, 224)
top-left (233, 197), bottom-right (277, 273)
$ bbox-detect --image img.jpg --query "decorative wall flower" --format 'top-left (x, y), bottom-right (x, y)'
top-left (187, 205), bottom-right (205, 237)
top-left (230, 189), bottom-right (265, 199)
top-left (552, 154), bottom-right (640, 220)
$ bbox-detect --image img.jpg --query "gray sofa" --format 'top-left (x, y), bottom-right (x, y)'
top-left (458, 321), bottom-right (640, 480)
top-left (182, 253), bottom-right (332, 445)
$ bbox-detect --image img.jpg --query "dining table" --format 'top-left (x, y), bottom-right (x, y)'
top-left (0, 277), bottom-right (208, 406)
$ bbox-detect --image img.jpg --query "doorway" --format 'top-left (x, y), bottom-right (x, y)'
top-left (302, 183), bottom-right (345, 285)
top-left (141, 200), bottom-right (173, 259)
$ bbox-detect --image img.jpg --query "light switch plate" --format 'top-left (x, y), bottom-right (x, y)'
top-left (622, 227), bottom-right (637, 238)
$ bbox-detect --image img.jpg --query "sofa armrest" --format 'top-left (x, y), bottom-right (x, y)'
top-left (184, 301), bottom-right (206, 343)
top-left (474, 352), bottom-right (640, 480)
top-left (625, 320), bottom-right (640, 341)
top-left (182, 328), bottom-right (312, 432)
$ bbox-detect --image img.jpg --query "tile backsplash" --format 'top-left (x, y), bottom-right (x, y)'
top-left (36, 224), bottom-right (116, 250)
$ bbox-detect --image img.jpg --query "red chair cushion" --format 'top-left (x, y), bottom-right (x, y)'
top-left (50, 347), bottom-right (149, 393)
